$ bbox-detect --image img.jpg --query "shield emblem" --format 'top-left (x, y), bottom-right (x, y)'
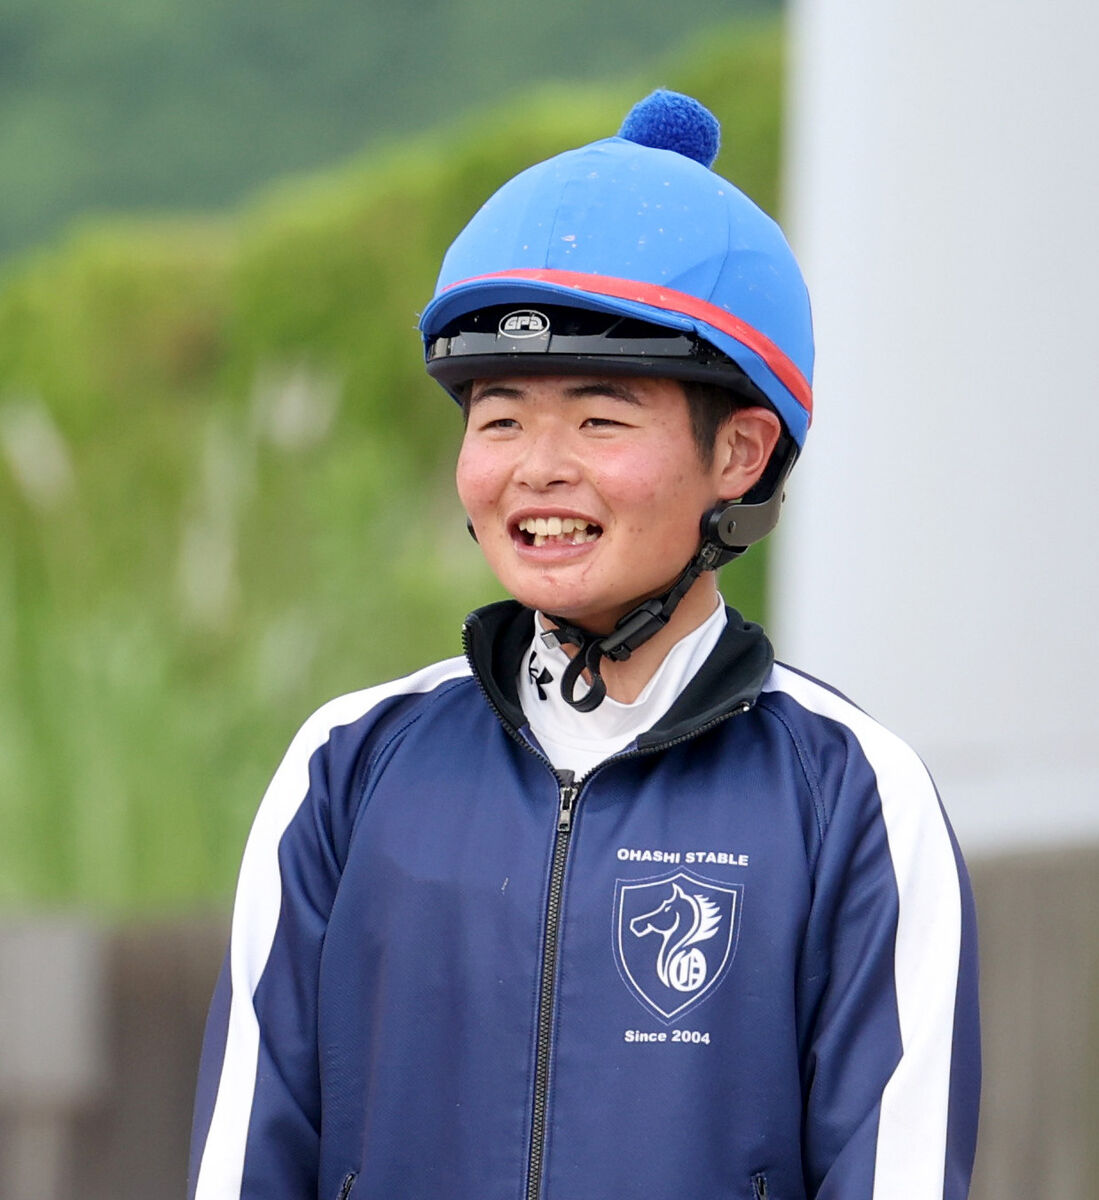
top-left (614, 871), bottom-right (743, 1023)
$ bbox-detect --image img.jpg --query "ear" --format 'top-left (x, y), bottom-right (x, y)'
top-left (712, 407), bottom-right (783, 500)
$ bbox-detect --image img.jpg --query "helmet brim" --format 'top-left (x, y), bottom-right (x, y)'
top-left (420, 273), bottom-right (811, 447)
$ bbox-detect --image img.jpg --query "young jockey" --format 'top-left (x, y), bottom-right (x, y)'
top-left (190, 91), bottom-right (980, 1200)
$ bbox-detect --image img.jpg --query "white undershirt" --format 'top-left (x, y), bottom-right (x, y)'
top-left (517, 600), bottom-right (727, 779)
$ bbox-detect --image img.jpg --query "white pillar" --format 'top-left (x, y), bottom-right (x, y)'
top-left (778, 0), bottom-right (1099, 854)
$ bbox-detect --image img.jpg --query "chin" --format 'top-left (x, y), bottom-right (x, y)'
top-left (520, 592), bottom-right (625, 634)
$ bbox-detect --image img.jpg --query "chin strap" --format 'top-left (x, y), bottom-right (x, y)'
top-left (542, 540), bottom-right (725, 713)
top-left (539, 461), bottom-right (794, 712)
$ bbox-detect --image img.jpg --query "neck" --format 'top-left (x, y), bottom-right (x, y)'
top-left (542, 575), bottom-right (722, 705)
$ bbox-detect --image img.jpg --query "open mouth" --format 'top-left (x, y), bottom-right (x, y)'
top-left (516, 516), bottom-right (602, 548)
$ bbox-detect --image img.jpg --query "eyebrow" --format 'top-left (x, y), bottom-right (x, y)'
top-left (564, 381), bottom-right (642, 404)
top-left (468, 379), bottom-right (643, 406)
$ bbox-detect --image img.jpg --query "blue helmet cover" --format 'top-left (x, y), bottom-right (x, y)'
top-left (420, 92), bottom-right (814, 448)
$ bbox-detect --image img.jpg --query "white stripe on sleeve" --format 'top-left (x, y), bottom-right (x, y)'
top-left (194, 657), bottom-right (470, 1200)
top-left (763, 665), bottom-right (963, 1200)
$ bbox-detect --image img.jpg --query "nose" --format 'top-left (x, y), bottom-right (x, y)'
top-left (514, 427), bottom-right (580, 490)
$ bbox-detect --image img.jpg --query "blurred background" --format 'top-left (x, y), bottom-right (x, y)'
top-left (0, 0), bottom-right (1095, 1195)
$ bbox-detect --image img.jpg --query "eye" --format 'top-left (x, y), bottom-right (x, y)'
top-left (471, 412), bottom-right (520, 434)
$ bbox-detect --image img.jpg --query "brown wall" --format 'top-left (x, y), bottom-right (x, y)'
top-left (71, 920), bottom-right (227, 1198)
top-left (969, 846), bottom-right (1099, 1199)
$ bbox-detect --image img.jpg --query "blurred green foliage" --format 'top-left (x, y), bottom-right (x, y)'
top-left (0, 21), bottom-right (783, 911)
top-left (0, 0), bottom-right (778, 260)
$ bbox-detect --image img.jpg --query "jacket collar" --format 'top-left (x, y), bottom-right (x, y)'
top-left (462, 600), bottom-right (773, 749)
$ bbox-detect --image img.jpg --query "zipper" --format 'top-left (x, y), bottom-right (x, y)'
top-left (461, 619), bottom-right (755, 1200)
top-left (526, 771), bottom-right (579, 1200)
top-left (515, 702), bottom-right (750, 1200)
top-left (752, 1173), bottom-right (769, 1200)
top-left (336, 1172), bottom-right (357, 1200)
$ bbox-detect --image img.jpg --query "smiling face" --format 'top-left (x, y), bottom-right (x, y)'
top-left (456, 374), bottom-right (768, 633)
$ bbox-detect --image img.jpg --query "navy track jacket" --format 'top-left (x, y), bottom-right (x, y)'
top-left (190, 601), bottom-right (980, 1200)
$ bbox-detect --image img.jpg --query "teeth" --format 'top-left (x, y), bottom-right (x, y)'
top-left (518, 516), bottom-right (600, 544)
top-left (519, 516), bottom-right (596, 533)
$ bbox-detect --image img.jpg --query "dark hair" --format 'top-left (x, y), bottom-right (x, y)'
top-left (682, 378), bottom-right (796, 504)
top-left (680, 380), bottom-right (757, 468)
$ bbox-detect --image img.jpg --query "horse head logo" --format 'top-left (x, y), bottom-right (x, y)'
top-left (629, 883), bottom-right (723, 992)
top-left (615, 872), bottom-right (742, 1022)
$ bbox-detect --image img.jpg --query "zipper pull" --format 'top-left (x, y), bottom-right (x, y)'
top-left (557, 773), bottom-right (579, 833)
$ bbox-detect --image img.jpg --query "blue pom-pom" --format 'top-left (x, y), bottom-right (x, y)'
top-left (617, 90), bottom-right (720, 167)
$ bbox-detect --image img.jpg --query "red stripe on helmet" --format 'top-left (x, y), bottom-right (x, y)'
top-left (453, 268), bottom-right (812, 419)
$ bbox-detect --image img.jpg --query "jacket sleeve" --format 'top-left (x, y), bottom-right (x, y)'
top-left (188, 663), bottom-right (468, 1200)
top-left (777, 672), bottom-right (981, 1199)
top-left (188, 698), bottom-right (354, 1200)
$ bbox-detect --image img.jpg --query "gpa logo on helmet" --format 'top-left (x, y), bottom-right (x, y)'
top-left (614, 871), bottom-right (742, 1023)
top-left (499, 310), bottom-right (550, 338)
